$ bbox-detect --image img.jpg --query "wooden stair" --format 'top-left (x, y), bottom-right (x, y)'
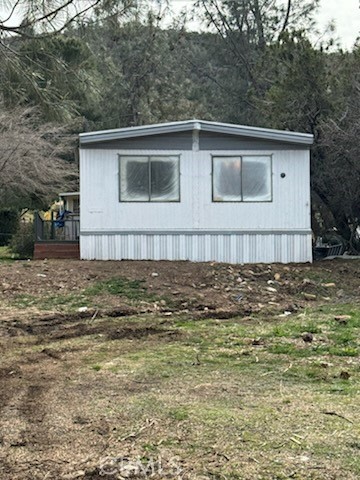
top-left (34, 242), bottom-right (80, 260)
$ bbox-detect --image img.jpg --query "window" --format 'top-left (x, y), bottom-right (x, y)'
top-left (212, 155), bottom-right (272, 202)
top-left (119, 155), bottom-right (180, 202)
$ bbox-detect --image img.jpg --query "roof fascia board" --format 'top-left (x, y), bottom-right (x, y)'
top-left (79, 121), bottom-right (194, 145)
top-left (80, 119), bottom-right (314, 146)
top-left (200, 121), bottom-right (313, 145)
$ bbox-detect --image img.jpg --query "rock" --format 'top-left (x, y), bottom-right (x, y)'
top-left (321, 283), bottom-right (336, 288)
top-left (36, 273), bottom-right (47, 278)
top-left (252, 337), bottom-right (264, 346)
top-left (151, 272), bottom-right (159, 277)
top-left (334, 315), bottom-right (351, 324)
top-left (339, 371), bottom-right (350, 380)
top-left (274, 273), bottom-right (281, 281)
top-left (265, 286), bottom-right (277, 293)
top-left (78, 307), bottom-right (88, 313)
top-left (302, 332), bottom-right (313, 343)
top-left (303, 293), bottom-right (317, 300)
top-left (63, 471), bottom-right (86, 479)
top-left (267, 280), bottom-right (275, 285)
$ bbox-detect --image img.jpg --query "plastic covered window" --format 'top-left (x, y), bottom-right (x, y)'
top-left (119, 155), bottom-right (180, 202)
top-left (213, 155), bottom-right (271, 202)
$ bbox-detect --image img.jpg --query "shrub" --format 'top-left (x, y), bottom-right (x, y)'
top-left (0, 209), bottom-right (19, 246)
top-left (9, 222), bottom-right (35, 259)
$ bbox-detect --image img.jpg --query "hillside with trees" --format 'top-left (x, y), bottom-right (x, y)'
top-left (0, 0), bottom-right (359, 248)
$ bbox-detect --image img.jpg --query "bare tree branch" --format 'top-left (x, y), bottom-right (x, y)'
top-left (0, 106), bottom-right (78, 208)
top-left (280, 0), bottom-right (291, 36)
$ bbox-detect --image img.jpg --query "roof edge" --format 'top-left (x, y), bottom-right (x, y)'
top-left (79, 119), bottom-right (314, 146)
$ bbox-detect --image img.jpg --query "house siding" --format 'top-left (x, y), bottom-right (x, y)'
top-left (80, 147), bottom-right (311, 263)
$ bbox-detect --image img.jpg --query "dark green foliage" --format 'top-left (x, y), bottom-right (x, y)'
top-left (0, 209), bottom-right (19, 246)
top-left (0, 1), bottom-right (359, 243)
top-left (9, 222), bottom-right (35, 259)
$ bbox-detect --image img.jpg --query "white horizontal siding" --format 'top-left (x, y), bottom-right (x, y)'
top-left (81, 233), bottom-right (312, 264)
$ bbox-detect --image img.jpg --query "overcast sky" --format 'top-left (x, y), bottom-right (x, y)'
top-left (170, 0), bottom-right (360, 50)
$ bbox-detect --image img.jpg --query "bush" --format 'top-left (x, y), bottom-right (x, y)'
top-left (0, 209), bottom-right (19, 246)
top-left (9, 222), bottom-right (35, 259)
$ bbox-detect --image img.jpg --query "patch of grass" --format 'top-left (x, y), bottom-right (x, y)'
top-left (168, 407), bottom-right (189, 421)
top-left (10, 276), bottom-right (164, 312)
top-left (0, 246), bottom-right (17, 261)
top-left (85, 277), bottom-right (159, 302)
top-left (328, 346), bottom-right (359, 357)
top-left (91, 364), bottom-right (102, 371)
top-left (271, 320), bottom-right (322, 338)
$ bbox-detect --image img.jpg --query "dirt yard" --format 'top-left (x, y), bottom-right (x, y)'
top-left (0, 258), bottom-right (359, 479)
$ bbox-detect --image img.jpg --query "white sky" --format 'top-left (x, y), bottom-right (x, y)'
top-left (169, 0), bottom-right (360, 50)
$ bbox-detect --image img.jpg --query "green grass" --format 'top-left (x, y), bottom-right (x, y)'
top-left (10, 276), bottom-right (164, 311)
top-left (0, 245), bottom-right (17, 261)
top-left (85, 277), bottom-right (159, 301)
top-left (2, 289), bottom-right (360, 478)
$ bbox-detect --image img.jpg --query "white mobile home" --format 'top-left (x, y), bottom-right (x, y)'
top-left (79, 120), bottom-right (313, 263)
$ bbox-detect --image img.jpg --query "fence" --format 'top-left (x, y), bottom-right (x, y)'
top-left (35, 212), bottom-right (80, 242)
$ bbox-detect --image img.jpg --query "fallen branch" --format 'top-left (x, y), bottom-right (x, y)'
top-left (321, 410), bottom-right (353, 424)
top-left (120, 419), bottom-right (156, 442)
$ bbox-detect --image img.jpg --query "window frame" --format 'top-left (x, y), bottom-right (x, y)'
top-left (118, 154), bottom-right (181, 203)
top-left (211, 154), bottom-right (273, 203)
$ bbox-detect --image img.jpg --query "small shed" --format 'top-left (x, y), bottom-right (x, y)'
top-left (79, 120), bottom-right (313, 263)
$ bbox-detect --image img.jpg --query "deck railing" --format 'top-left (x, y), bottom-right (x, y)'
top-left (35, 212), bottom-right (80, 242)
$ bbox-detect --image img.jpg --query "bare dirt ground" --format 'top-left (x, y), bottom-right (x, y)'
top-left (0, 258), bottom-right (359, 320)
top-left (0, 259), bottom-right (359, 479)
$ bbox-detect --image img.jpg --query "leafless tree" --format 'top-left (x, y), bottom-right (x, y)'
top-left (0, 106), bottom-right (78, 208)
top-left (0, 0), bottom-right (105, 37)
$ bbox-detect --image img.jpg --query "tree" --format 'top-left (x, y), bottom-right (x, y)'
top-left (84, 9), bottom-right (211, 129)
top-left (260, 32), bottom-right (331, 135)
top-left (0, 106), bottom-right (78, 209)
top-left (1, 34), bottom-right (102, 122)
top-left (193, 0), bottom-right (321, 122)
top-left (313, 47), bottom-right (360, 248)
top-left (0, 1), bottom-right (104, 37)
top-left (0, 1), bottom-right (133, 121)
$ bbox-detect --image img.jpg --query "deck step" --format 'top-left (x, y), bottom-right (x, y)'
top-left (34, 242), bottom-right (80, 260)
